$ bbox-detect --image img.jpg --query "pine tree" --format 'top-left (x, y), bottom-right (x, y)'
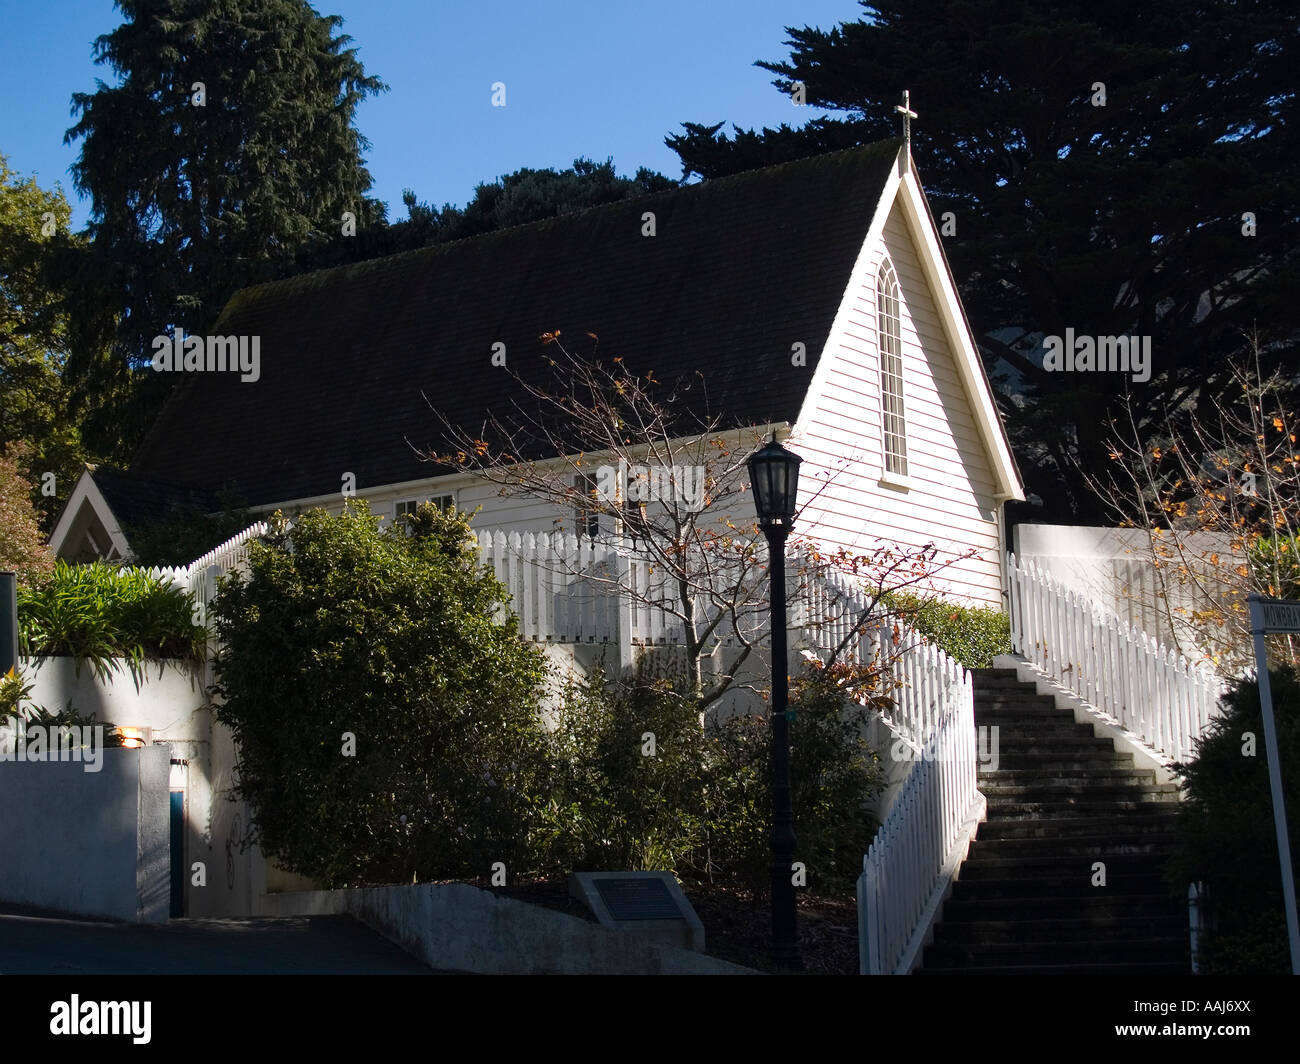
top-left (64, 0), bottom-right (387, 459)
top-left (667, 0), bottom-right (1300, 522)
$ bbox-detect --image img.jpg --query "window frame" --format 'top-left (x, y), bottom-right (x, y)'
top-left (876, 256), bottom-right (911, 489)
top-left (572, 473), bottom-right (602, 539)
top-left (393, 493), bottom-right (456, 534)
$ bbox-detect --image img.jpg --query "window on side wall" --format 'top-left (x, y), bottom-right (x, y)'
top-left (394, 494), bottom-right (455, 534)
top-left (877, 257), bottom-right (909, 480)
top-left (573, 474), bottom-right (601, 538)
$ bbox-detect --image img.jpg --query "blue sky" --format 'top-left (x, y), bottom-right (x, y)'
top-left (0, 0), bottom-right (866, 230)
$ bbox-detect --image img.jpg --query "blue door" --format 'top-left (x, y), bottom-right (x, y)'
top-left (169, 790), bottom-right (184, 917)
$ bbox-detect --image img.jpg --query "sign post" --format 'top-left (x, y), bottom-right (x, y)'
top-left (1247, 595), bottom-right (1300, 974)
top-left (0, 572), bottom-right (16, 675)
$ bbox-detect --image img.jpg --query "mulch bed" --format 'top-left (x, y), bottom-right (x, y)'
top-left (484, 875), bottom-right (858, 974)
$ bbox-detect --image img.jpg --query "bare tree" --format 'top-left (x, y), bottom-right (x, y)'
top-left (1086, 332), bottom-right (1299, 672)
top-left (418, 335), bottom-right (980, 715)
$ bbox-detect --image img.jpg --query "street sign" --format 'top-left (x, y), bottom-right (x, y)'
top-left (1257, 598), bottom-right (1300, 635)
top-left (1247, 595), bottom-right (1300, 975)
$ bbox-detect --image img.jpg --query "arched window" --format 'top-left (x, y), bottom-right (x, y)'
top-left (877, 258), bottom-right (908, 477)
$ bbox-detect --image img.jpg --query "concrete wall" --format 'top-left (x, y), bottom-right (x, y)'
top-left (23, 657), bottom-right (206, 732)
top-left (258, 882), bottom-right (757, 974)
top-left (16, 655), bottom-right (290, 919)
top-left (0, 745), bottom-right (170, 922)
top-left (1013, 524), bottom-right (1238, 656)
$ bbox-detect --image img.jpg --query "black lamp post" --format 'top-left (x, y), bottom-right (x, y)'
top-left (747, 435), bottom-right (803, 971)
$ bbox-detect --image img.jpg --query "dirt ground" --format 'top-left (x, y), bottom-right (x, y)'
top-left (494, 875), bottom-right (858, 974)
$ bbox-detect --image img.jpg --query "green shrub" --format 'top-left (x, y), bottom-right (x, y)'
top-left (122, 496), bottom-right (254, 568)
top-left (0, 441), bottom-right (54, 587)
top-left (883, 591), bottom-right (1011, 668)
top-left (1, 665), bottom-right (125, 747)
top-left (18, 560), bottom-right (207, 677)
top-left (536, 664), bottom-right (884, 894)
top-left (0, 666), bottom-right (32, 716)
top-left (1167, 665), bottom-right (1300, 974)
top-left (536, 674), bottom-right (712, 876)
top-left (1249, 534), bottom-right (1300, 600)
top-left (210, 501), bottom-right (552, 888)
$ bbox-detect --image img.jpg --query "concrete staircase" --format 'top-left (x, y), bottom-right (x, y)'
top-left (920, 667), bottom-right (1190, 975)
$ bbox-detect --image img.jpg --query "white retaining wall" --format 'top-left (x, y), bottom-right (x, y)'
top-left (0, 745), bottom-right (171, 922)
top-left (258, 882), bottom-right (757, 975)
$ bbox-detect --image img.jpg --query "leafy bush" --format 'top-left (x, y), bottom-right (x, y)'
top-left (18, 560), bottom-right (206, 677)
top-left (210, 501), bottom-right (552, 888)
top-left (536, 665), bottom-right (884, 894)
top-left (0, 666), bottom-right (32, 716)
top-left (0, 666), bottom-right (125, 748)
top-left (1249, 534), bottom-right (1300, 600)
top-left (884, 591), bottom-right (1011, 668)
top-left (0, 441), bottom-right (54, 586)
top-left (1167, 666), bottom-right (1300, 974)
top-left (122, 495), bottom-right (254, 568)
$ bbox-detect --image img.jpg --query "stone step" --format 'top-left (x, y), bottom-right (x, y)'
top-left (971, 677), bottom-right (1040, 691)
top-left (934, 914), bottom-right (1184, 945)
top-left (982, 775), bottom-right (1180, 790)
top-left (989, 739), bottom-right (1123, 757)
top-left (978, 767), bottom-right (1156, 784)
top-left (977, 712), bottom-right (1097, 728)
top-left (974, 701), bottom-right (1072, 716)
top-left (927, 669), bottom-right (1190, 974)
top-left (986, 730), bottom-right (1111, 745)
top-left (967, 835), bottom-right (1177, 859)
top-left (958, 854), bottom-right (1171, 880)
top-left (915, 952), bottom-right (1190, 967)
top-left (949, 872), bottom-right (1170, 900)
top-left (987, 749), bottom-right (1133, 764)
top-left (923, 937), bottom-right (1187, 968)
top-left (974, 719), bottom-right (1093, 733)
top-left (941, 893), bottom-right (1180, 921)
top-left (984, 796), bottom-right (1181, 817)
top-left (975, 814), bottom-right (1179, 840)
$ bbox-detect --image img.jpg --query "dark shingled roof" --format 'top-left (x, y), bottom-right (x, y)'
top-left (89, 466), bottom-right (218, 532)
top-left (131, 140), bottom-right (903, 506)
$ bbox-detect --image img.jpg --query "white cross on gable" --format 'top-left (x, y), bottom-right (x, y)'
top-left (895, 90), bottom-right (917, 144)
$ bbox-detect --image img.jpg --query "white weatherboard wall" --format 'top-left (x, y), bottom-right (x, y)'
top-left (794, 197), bottom-right (1003, 607)
top-left (0, 745), bottom-right (170, 922)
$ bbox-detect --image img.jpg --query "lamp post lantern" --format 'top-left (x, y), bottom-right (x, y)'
top-left (747, 435), bottom-right (803, 971)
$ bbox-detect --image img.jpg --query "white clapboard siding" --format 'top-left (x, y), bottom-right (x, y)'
top-left (796, 201), bottom-right (1003, 607)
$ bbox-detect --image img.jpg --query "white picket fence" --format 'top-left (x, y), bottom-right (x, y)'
top-left (152, 519), bottom-right (979, 974)
top-left (471, 528), bottom-right (755, 649)
top-left (795, 556), bottom-right (958, 751)
top-left (1007, 552), bottom-right (1225, 764)
top-left (858, 669), bottom-right (979, 975)
top-left (148, 521), bottom-right (270, 627)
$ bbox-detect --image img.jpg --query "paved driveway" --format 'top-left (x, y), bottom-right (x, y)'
top-left (0, 905), bottom-right (433, 974)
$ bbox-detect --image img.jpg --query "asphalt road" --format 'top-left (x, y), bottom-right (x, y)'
top-left (0, 904), bottom-right (433, 974)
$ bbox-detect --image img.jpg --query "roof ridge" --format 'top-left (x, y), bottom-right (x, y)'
top-left (133, 138), bottom-right (904, 503)
top-left (224, 138), bottom-right (904, 305)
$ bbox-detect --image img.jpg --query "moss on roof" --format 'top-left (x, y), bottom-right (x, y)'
top-left (131, 140), bottom-right (902, 505)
